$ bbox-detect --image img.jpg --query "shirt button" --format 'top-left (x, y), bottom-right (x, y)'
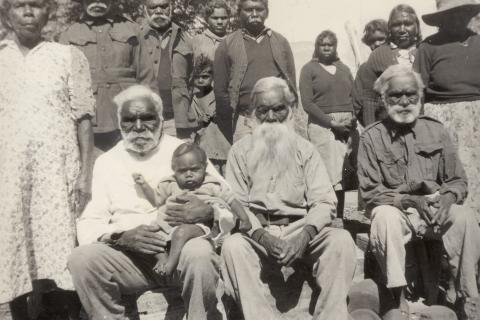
top-left (154, 60), bottom-right (158, 64)
top-left (106, 84), bottom-right (111, 88)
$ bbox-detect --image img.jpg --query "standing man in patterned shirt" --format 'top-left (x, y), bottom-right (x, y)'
top-left (60, 0), bottom-right (139, 154)
top-left (135, 0), bottom-right (196, 139)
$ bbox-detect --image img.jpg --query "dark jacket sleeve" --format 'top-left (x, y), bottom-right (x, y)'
top-left (438, 127), bottom-right (468, 203)
top-left (172, 34), bottom-right (196, 129)
top-left (283, 37), bottom-right (297, 95)
top-left (299, 62), bottom-right (333, 127)
top-left (213, 39), bottom-right (233, 142)
top-left (412, 43), bottom-right (431, 91)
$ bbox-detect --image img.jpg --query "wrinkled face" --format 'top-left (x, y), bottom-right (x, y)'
top-left (254, 88), bottom-right (291, 124)
top-left (316, 36), bottom-right (337, 62)
top-left (145, 0), bottom-right (172, 30)
top-left (6, 0), bottom-right (49, 41)
top-left (389, 11), bottom-right (418, 49)
top-left (119, 97), bottom-right (162, 155)
top-left (368, 30), bottom-right (387, 51)
top-left (173, 152), bottom-right (206, 190)
top-left (82, 0), bottom-right (112, 18)
top-left (384, 75), bottom-right (421, 124)
top-left (207, 7), bottom-right (229, 36)
top-left (193, 69), bottom-right (213, 90)
top-left (239, 0), bottom-right (267, 30)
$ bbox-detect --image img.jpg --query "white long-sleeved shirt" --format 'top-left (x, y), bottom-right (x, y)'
top-left (77, 135), bottom-right (227, 245)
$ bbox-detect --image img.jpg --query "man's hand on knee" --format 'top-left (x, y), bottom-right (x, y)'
top-left (278, 230), bottom-right (311, 266)
top-left (432, 192), bottom-right (456, 226)
top-left (164, 194), bottom-right (214, 226)
top-left (252, 229), bottom-right (287, 260)
top-left (115, 224), bottom-right (167, 255)
top-left (400, 195), bottom-right (434, 225)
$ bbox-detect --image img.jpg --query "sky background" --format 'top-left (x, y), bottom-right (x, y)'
top-left (266, 0), bottom-right (438, 74)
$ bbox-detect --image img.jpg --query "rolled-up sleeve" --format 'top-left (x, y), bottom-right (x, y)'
top-left (303, 148), bottom-right (337, 231)
top-left (76, 158), bottom-right (115, 245)
top-left (68, 46), bottom-right (95, 120)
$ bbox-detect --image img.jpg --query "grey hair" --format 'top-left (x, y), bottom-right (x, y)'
top-left (374, 64), bottom-right (425, 99)
top-left (114, 85), bottom-right (164, 120)
top-left (250, 77), bottom-right (296, 108)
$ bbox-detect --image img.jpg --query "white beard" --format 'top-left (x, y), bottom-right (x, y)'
top-left (386, 101), bottom-right (422, 124)
top-left (121, 125), bottom-right (162, 156)
top-left (247, 118), bottom-right (298, 178)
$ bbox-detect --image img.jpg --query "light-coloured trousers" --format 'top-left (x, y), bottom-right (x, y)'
top-left (67, 239), bottom-right (222, 320)
top-left (221, 226), bottom-right (356, 320)
top-left (370, 205), bottom-right (480, 299)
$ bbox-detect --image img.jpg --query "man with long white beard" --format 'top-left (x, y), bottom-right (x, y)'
top-left (358, 64), bottom-right (480, 319)
top-left (67, 85), bottom-right (230, 320)
top-left (221, 77), bottom-right (357, 320)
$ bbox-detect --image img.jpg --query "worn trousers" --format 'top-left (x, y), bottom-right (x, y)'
top-left (67, 239), bottom-right (222, 320)
top-left (370, 205), bottom-right (480, 298)
top-left (221, 227), bottom-right (356, 320)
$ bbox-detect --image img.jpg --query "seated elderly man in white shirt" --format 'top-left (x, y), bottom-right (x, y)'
top-left (68, 85), bottom-right (230, 320)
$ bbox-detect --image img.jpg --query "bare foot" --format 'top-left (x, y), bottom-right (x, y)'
top-left (153, 261), bottom-right (167, 276)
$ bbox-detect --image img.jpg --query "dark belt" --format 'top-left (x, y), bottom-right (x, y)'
top-left (254, 212), bottom-right (301, 227)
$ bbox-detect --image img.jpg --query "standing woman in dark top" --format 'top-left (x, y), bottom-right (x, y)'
top-left (414, 0), bottom-right (480, 222)
top-left (299, 30), bottom-right (355, 218)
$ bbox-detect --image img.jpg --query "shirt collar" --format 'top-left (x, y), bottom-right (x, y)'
top-left (242, 27), bottom-right (272, 42)
top-left (204, 28), bottom-right (226, 42)
top-left (0, 35), bottom-right (46, 53)
top-left (81, 14), bottom-right (115, 26)
top-left (385, 117), bottom-right (418, 141)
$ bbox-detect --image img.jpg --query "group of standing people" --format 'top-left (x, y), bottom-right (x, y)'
top-left (1, 0), bottom-right (480, 320)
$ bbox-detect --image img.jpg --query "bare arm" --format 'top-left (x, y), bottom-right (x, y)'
top-left (230, 199), bottom-right (252, 232)
top-left (76, 115), bottom-right (94, 215)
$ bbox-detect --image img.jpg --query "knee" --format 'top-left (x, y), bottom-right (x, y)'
top-left (180, 237), bottom-right (216, 268)
top-left (67, 244), bottom-right (103, 276)
top-left (324, 229), bottom-right (356, 256)
top-left (221, 233), bottom-right (250, 259)
top-left (448, 205), bottom-right (476, 227)
top-left (171, 224), bottom-right (200, 242)
top-left (371, 205), bottom-right (403, 231)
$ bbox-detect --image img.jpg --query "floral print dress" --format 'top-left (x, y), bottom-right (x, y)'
top-left (0, 39), bottom-right (95, 303)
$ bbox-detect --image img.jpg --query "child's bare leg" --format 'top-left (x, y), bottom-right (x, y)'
top-left (153, 252), bottom-right (170, 275)
top-left (163, 224), bottom-right (205, 276)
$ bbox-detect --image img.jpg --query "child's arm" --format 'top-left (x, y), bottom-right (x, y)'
top-left (230, 199), bottom-right (252, 233)
top-left (132, 173), bottom-right (161, 207)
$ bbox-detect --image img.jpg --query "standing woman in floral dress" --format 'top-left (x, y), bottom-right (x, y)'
top-left (0, 0), bottom-right (95, 318)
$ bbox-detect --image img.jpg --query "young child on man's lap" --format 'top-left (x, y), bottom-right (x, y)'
top-left (133, 143), bottom-right (251, 276)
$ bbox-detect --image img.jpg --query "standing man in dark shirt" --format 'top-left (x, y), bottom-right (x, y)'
top-left (214, 0), bottom-right (296, 143)
top-left (358, 64), bottom-right (480, 319)
top-left (135, 0), bottom-right (195, 139)
top-left (60, 0), bottom-right (139, 154)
